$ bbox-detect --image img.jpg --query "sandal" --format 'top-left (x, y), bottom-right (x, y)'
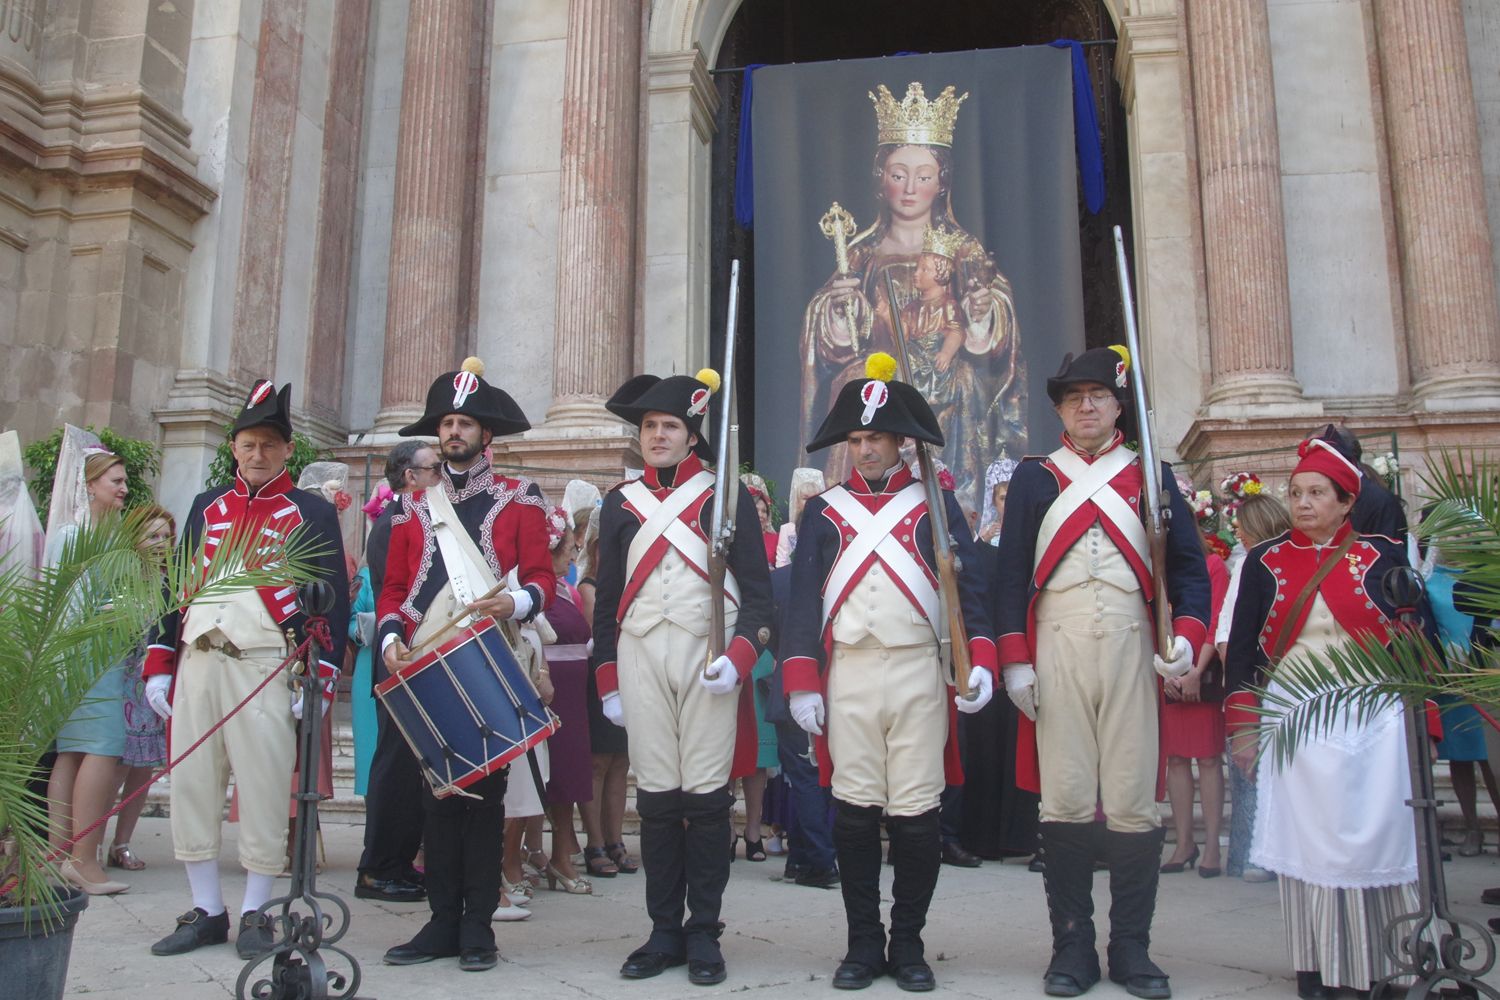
top-left (744, 837), bottom-right (768, 862)
top-left (584, 846), bottom-right (619, 877)
top-left (606, 842), bottom-right (639, 874)
top-left (522, 848), bottom-right (550, 888)
top-left (107, 843), bottom-right (146, 872)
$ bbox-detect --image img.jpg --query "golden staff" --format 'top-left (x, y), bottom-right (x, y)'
top-left (820, 202), bottom-right (868, 352)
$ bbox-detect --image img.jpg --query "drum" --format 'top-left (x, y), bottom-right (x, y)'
top-left (375, 618), bottom-right (559, 798)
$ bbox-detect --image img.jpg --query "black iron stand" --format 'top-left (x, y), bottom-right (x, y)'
top-left (237, 580), bottom-right (362, 1000)
top-left (1375, 568), bottom-right (1495, 1000)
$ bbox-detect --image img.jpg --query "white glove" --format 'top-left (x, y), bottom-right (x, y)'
top-left (1153, 635), bottom-right (1194, 680)
top-left (789, 691), bottom-right (826, 735)
top-left (955, 668), bottom-right (994, 714)
top-left (699, 654), bottom-right (740, 695)
top-left (1003, 664), bottom-right (1038, 721)
top-left (290, 690), bottom-right (332, 720)
top-left (601, 691), bottom-right (626, 728)
top-left (145, 675), bottom-right (173, 720)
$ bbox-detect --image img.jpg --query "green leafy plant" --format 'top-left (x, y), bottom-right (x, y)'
top-left (0, 509), bottom-right (328, 922)
top-left (206, 425), bottom-right (327, 488)
top-left (23, 427), bottom-right (161, 524)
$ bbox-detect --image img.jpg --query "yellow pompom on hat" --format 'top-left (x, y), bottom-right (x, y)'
top-left (1108, 344), bottom-right (1130, 371)
top-left (865, 351), bottom-right (899, 383)
top-left (461, 356), bottom-right (485, 377)
top-left (695, 368), bottom-right (721, 393)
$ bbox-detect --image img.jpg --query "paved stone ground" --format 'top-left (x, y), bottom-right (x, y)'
top-left (58, 816), bottom-right (1500, 999)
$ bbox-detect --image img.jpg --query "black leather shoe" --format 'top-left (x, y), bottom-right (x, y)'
top-left (688, 959), bottom-right (727, 985)
top-left (459, 947), bottom-right (499, 972)
top-left (619, 951), bottom-right (684, 979)
top-left (892, 962), bottom-right (936, 992)
top-left (1114, 973), bottom-right (1171, 999)
top-left (941, 841), bottom-right (982, 868)
top-left (236, 911), bottom-right (276, 959)
top-left (1028, 854), bottom-right (1046, 873)
top-left (833, 961), bottom-right (879, 989)
top-left (355, 874), bottom-right (427, 902)
top-left (383, 941), bottom-right (452, 966)
top-left (795, 866), bottom-right (841, 889)
top-left (152, 908), bottom-right (231, 956)
top-left (1296, 971), bottom-right (1332, 999)
top-left (1481, 886), bottom-right (1500, 906)
top-left (1044, 972), bottom-right (1090, 997)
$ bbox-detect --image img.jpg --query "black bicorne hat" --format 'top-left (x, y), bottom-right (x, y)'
top-left (1046, 346), bottom-right (1132, 404)
top-left (605, 370), bottom-right (720, 460)
top-left (805, 352), bottom-right (944, 453)
top-left (1312, 423), bottom-right (1362, 463)
top-left (232, 380), bottom-right (294, 440)
top-left (399, 358), bottom-right (531, 438)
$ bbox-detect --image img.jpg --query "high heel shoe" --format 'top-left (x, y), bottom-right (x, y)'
top-left (501, 875), bottom-right (534, 902)
top-left (729, 833), bottom-right (739, 863)
top-left (1158, 844), bottom-right (1199, 874)
top-left (542, 863), bottom-right (592, 895)
top-left (60, 860), bottom-right (129, 896)
top-left (1198, 864), bottom-right (1222, 879)
top-left (606, 841), bottom-right (639, 874)
top-left (522, 848), bottom-right (549, 888)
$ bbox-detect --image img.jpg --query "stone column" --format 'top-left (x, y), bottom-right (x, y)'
top-left (546, 0), bottom-right (643, 426)
top-left (1187, 0), bottom-right (1305, 409)
top-left (1374, 0), bottom-right (1500, 406)
top-left (374, 0), bottom-right (475, 432)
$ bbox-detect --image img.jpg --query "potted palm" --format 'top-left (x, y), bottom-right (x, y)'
top-left (0, 507), bottom-right (326, 999)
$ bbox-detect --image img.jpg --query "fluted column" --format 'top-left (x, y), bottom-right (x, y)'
top-left (1374, 0), bottom-right (1500, 405)
top-left (546, 0), bottom-right (642, 426)
top-left (1188, 0), bottom-right (1304, 407)
top-left (375, 0), bottom-right (475, 432)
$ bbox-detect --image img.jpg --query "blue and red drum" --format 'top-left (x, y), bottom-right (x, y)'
top-left (375, 619), bottom-right (559, 798)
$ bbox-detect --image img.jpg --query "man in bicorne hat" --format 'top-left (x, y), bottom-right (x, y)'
top-left (993, 347), bottom-right (1210, 999)
top-left (377, 357), bottom-right (556, 973)
top-left (782, 352), bottom-right (997, 992)
top-left (143, 380), bottom-right (349, 960)
top-left (591, 368), bottom-right (773, 987)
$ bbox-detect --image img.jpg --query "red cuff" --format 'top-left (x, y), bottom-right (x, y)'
top-left (596, 661), bottom-right (618, 697)
top-left (1224, 690), bottom-right (1260, 734)
top-left (783, 655), bottom-right (821, 694)
top-left (1173, 616), bottom-right (1208, 660)
top-left (967, 636), bottom-right (998, 682)
top-left (317, 660), bottom-right (339, 701)
top-left (1425, 699), bottom-right (1444, 743)
top-left (998, 632), bottom-right (1030, 666)
top-left (143, 644), bottom-right (176, 678)
top-left (727, 635), bottom-right (758, 681)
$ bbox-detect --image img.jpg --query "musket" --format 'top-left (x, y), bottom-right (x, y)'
top-left (1113, 226), bottom-right (1174, 654)
top-left (882, 271), bottom-right (973, 697)
top-left (706, 259), bottom-right (741, 675)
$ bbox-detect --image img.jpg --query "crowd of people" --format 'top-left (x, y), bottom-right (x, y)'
top-left (30, 346), bottom-right (1492, 997)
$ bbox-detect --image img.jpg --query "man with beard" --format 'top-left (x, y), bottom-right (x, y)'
top-left (377, 358), bottom-right (555, 973)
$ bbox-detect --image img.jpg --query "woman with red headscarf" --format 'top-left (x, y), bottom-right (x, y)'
top-left (1225, 439), bottom-right (1437, 999)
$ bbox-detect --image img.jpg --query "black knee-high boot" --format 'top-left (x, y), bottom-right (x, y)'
top-left (634, 788), bottom-right (687, 959)
top-left (1104, 827), bottom-right (1170, 999)
top-left (885, 808), bottom-right (941, 975)
top-left (681, 785), bottom-right (734, 965)
top-left (833, 800), bottom-right (886, 972)
top-left (1039, 821), bottom-right (1102, 996)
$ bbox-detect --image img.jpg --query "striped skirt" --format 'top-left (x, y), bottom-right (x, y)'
top-left (1280, 877), bottom-right (1419, 990)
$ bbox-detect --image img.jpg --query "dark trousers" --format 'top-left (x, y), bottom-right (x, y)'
top-left (357, 703), bottom-right (426, 880)
top-left (410, 768), bottom-right (507, 953)
top-left (775, 722), bottom-right (835, 871)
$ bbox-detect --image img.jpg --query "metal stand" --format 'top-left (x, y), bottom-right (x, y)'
top-left (1375, 568), bottom-right (1496, 1000)
top-left (237, 581), bottom-right (362, 1000)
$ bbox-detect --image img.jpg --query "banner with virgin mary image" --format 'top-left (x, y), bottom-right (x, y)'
top-left (751, 46), bottom-right (1087, 516)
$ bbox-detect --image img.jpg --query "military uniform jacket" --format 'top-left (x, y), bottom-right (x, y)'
top-left (782, 464), bottom-right (998, 786)
top-left (376, 454), bottom-right (554, 647)
top-left (144, 468), bottom-right (350, 682)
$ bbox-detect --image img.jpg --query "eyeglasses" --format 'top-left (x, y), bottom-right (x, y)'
top-left (1059, 390), bottom-right (1116, 410)
top-left (411, 463), bottom-right (443, 474)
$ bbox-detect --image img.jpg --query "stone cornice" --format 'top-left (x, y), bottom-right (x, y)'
top-left (1115, 12), bottom-right (1180, 107)
top-left (648, 48), bottom-right (718, 143)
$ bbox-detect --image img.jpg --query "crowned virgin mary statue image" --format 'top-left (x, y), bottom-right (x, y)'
top-left (800, 82), bottom-right (1027, 509)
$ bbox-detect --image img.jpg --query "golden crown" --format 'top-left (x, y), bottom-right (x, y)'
top-left (869, 82), bottom-right (968, 148)
top-left (921, 225), bottom-right (965, 260)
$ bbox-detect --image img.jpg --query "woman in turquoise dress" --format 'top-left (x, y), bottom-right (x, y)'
top-left (349, 565), bottom-right (377, 796)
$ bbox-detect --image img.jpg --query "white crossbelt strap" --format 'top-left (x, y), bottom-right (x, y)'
top-left (426, 482), bottom-right (500, 627)
top-left (819, 484), bottom-right (936, 633)
top-left (1037, 445), bottom-right (1149, 572)
top-left (621, 473), bottom-right (741, 608)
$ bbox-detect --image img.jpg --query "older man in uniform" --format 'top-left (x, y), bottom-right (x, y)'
top-left (144, 381), bottom-right (349, 960)
top-left (591, 369), bottom-right (773, 987)
top-left (782, 353), bottom-right (997, 992)
top-left (995, 347), bottom-right (1210, 999)
top-left (377, 357), bottom-right (555, 973)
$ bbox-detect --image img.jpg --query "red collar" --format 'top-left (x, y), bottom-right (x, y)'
top-left (1288, 520), bottom-right (1354, 549)
top-left (846, 464), bottom-right (915, 496)
top-left (233, 468), bottom-right (293, 500)
top-left (1060, 429), bottom-right (1125, 462)
top-left (642, 453), bottom-right (705, 489)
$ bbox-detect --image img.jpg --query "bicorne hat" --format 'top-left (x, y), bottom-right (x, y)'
top-left (232, 380), bottom-right (294, 440)
top-left (805, 353), bottom-right (943, 453)
top-left (399, 357), bottom-right (531, 438)
top-left (605, 369), bottom-right (722, 461)
top-left (1046, 346), bottom-right (1132, 404)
